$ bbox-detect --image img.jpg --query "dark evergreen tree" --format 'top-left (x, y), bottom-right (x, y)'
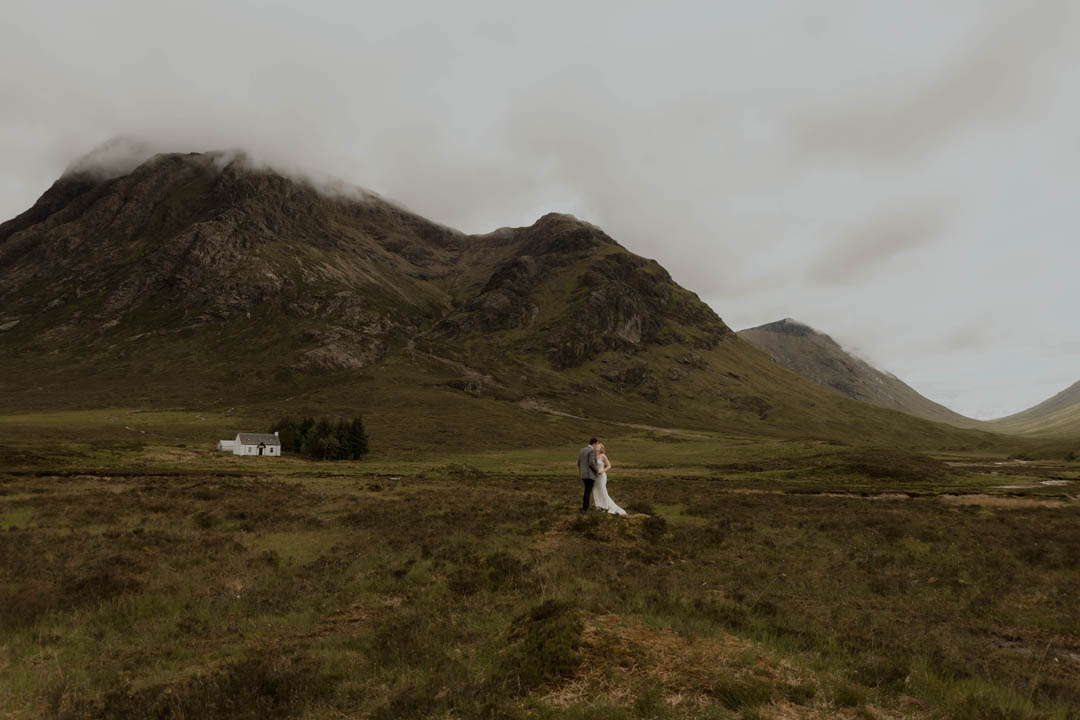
top-left (268, 415), bottom-right (370, 460)
top-left (299, 416), bottom-right (315, 438)
top-left (347, 417), bottom-right (370, 458)
top-left (332, 419), bottom-right (349, 459)
top-left (324, 434), bottom-right (343, 461)
top-left (270, 417), bottom-right (301, 452)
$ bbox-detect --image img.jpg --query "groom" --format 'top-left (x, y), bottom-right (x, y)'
top-left (577, 438), bottom-right (601, 513)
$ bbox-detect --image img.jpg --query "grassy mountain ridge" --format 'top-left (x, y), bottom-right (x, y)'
top-left (988, 380), bottom-right (1080, 436)
top-left (0, 152), bottom-right (1005, 451)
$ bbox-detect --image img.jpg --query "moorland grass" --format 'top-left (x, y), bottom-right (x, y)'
top-left (1, 416), bottom-right (1078, 718)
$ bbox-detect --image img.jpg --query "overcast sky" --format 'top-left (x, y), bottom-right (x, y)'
top-left (2, 0), bottom-right (1077, 419)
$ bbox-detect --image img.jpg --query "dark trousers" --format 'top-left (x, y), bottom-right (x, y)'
top-left (581, 477), bottom-right (594, 511)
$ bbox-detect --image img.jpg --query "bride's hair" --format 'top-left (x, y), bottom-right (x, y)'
top-left (597, 443), bottom-right (605, 454)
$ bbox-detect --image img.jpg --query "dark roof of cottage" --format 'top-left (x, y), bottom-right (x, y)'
top-left (236, 432), bottom-right (281, 446)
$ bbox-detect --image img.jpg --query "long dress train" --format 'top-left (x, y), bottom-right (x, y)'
top-left (592, 462), bottom-right (627, 515)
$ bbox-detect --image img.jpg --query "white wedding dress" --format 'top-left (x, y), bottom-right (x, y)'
top-left (592, 456), bottom-right (627, 515)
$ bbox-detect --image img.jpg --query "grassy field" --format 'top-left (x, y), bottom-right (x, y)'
top-left (1, 411), bottom-right (1079, 719)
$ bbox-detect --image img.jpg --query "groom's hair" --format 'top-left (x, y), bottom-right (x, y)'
top-left (589, 438), bottom-right (598, 445)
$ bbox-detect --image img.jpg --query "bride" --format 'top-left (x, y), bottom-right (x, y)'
top-left (591, 443), bottom-right (627, 515)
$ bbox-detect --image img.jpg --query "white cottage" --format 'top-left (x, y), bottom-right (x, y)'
top-left (219, 432), bottom-right (281, 456)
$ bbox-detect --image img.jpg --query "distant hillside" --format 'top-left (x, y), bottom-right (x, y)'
top-left (0, 151), bottom-right (1000, 451)
top-left (988, 380), bottom-right (1080, 436)
top-left (738, 319), bottom-right (982, 429)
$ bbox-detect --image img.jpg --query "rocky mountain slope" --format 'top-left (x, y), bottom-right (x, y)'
top-left (988, 380), bottom-right (1080, 436)
top-left (0, 151), bottom-right (998, 449)
top-left (738, 319), bottom-right (982, 428)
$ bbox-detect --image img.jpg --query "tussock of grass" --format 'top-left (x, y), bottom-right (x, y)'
top-left (907, 660), bottom-right (1075, 720)
top-left (506, 600), bottom-right (586, 693)
top-left (53, 650), bottom-right (333, 720)
top-left (708, 673), bottom-right (774, 710)
top-left (417, 462), bottom-right (487, 481)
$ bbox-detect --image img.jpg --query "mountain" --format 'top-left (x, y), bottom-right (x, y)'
top-left (988, 380), bottom-right (1080, 436)
top-left (0, 150), bottom-right (999, 450)
top-left (737, 318), bottom-right (982, 428)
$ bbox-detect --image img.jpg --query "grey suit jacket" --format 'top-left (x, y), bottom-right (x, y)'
top-left (578, 445), bottom-right (600, 480)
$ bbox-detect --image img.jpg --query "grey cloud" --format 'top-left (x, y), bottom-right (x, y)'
top-left (1039, 338), bottom-right (1080, 358)
top-left (63, 137), bottom-right (160, 179)
top-left (804, 205), bottom-right (948, 286)
top-left (942, 323), bottom-right (994, 352)
top-left (790, 2), bottom-right (1073, 164)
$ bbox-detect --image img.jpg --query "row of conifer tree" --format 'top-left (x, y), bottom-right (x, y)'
top-left (269, 416), bottom-right (369, 460)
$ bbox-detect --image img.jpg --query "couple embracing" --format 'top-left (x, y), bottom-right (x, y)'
top-left (577, 438), bottom-right (627, 515)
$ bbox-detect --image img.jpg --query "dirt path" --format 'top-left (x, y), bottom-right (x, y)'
top-left (722, 487), bottom-right (1074, 508)
top-left (533, 516), bottom-right (574, 556)
top-left (518, 398), bottom-right (711, 439)
top-left (532, 512), bottom-right (652, 556)
top-left (939, 494), bottom-right (1070, 509)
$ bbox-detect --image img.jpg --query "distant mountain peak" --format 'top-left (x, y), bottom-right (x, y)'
top-left (738, 318), bottom-right (979, 428)
top-left (535, 211), bottom-right (583, 224)
top-left (61, 138), bottom-right (250, 183)
top-left (754, 317), bottom-right (815, 337)
top-left (744, 318), bottom-right (843, 348)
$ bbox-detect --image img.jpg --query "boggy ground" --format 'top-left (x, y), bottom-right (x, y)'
top-left (1, 434), bottom-right (1079, 719)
